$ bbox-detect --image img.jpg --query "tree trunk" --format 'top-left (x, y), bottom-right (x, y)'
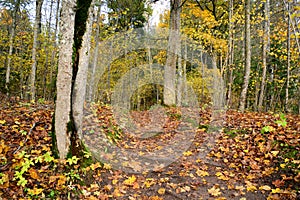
top-left (286, 1), bottom-right (290, 112)
top-left (164, 0), bottom-right (181, 106)
top-left (88, 5), bottom-right (101, 102)
top-left (55, 0), bottom-right (77, 158)
top-left (73, 0), bottom-right (95, 139)
top-left (226, 0), bottom-right (234, 108)
top-left (239, 0), bottom-right (251, 112)
top-left (5, 0), bottom-right (20, 96)
top-left (49, 0), bottom-right (60, 100)
top-left (258, 0), bottom-right (270, 112)
top-left (42, 0), bottom-right (54, 99)
top-left (30, 0), bottom-right (44, 101)
top-left (177, 38), bottom-right (182, 106)
top-left (54, 0), bottom-right (93, 159)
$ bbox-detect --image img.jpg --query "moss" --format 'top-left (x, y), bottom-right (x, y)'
top-left (50, 113), bottom-right (59, 158)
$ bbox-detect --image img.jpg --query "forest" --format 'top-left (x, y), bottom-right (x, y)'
top-left (0, 0), bottom-right (299, 199)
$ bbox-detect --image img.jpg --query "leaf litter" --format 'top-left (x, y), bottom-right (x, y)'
top-left (0, 101), bottom-right (299, 199)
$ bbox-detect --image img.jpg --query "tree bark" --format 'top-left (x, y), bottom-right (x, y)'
top-left (73, 0), bottom-right (95, 139)
top-left (239, 0), bottom-right (251, 112)
top-left (164, 0), bottom-right (181, 106)
top-left (286, 1), bottom-right (290, 112)
top-left (49, 0), bottom-right (60, 100)
top-left (55, 0), bottom-right (77, 159)
top-left (5, 0), bottom-right (20, 96)
top-left (88, 5), bottom-right (101, 102)
top-left (30, 0), bottom-right (44, 101)
top-left (226, 0), bottom-right (233, 108)
top-left (258, 0), bottom-right (270, 112)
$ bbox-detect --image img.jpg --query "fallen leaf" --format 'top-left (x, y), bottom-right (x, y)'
top-left (157, 188), bottom-right (165, 195)
top-left (208, 186), bottom-right (221, 197)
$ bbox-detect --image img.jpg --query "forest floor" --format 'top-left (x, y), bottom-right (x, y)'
top-left (0, 100), bottom-right (299, 200)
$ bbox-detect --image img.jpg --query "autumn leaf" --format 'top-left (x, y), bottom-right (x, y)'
top-left (28, 168), bottom-right (40, 180)
top-left (183, 151), bottom-right (193, 156)
top-left (123, 175), bottom-right (136, 186)
top-left (27, 187), bottom-right (43, 196)
top-left (157, 188), bottom-right (165, 195)
top-left (208, 186), bottom-right (221, 197)
top-left (196, 169), bottom-right (209, 177)
top-left (259, 185), bottom-right (272, 191)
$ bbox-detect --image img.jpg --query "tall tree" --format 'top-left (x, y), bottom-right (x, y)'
top-left (258, 0), bottom-right (270, 112)
top-left (239, 0), bottom-right (251, 112)
top-left (55, 0), bottom-right (77, 158)
top-left (163, 0), bottom-right (181, 106)
top-left (88, 4), bottom-right (101, 102)
top-left (5, 0), bottom-right (20, 96)
top-left (54, 0), bottom-right (93, 158)
top-left (30, 0), bottom-right (43, 101)
top-left (285, 0), bottom-right (291, 111)
top-left (226, 0), bottom-right (234, 107)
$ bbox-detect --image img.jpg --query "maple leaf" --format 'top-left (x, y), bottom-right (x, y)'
top-left (208, 186), bottom-right (221, 197)
top-left (123, 175), bottom-right (137, 186)
top-left (183, 151), bottom-right (193, 156)
top-left (196, 169), bottom-right (209, 177)
top-left (157, 188), bottom-right (165, 195)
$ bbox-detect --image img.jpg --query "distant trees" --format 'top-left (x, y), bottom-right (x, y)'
top-left (0, 0), bottom-right (299, 114)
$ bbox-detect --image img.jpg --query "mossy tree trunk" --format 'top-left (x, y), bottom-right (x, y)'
top-left (54, 0), bottom-right (93, 159)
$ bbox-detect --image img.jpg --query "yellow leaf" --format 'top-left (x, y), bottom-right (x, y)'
top-left (271, 151), bottom-right (279, 157)
top-left (103, 163), bottom-right (112, 170)
top-left (247, 185), bottom-right (257, 192)
top-left (271, 188), bottom-right (283, 194)
top-left (90, 162), bottom-right (101, 170)
top-left (196, 169), bottom-right (209, 177)
top-left (183, 151), bottom-right (193, 156)
top-left (123, 175), bottom-right (136, 186)
top-left (0, 120), bottom-right (6, 124)
top-left (208, 186), bottom-right (221, 197)
top-left (104, 184), bottom-right (112, 191)
top-left (27, 187), bottom-right (43, 195)
top-left (259, 185), bottom-right (271, 191)
top-left (113, 188), bottom-right (123, 197)
top-left (157, 188), bottom-right (165, 195)
top-left (144, 178), bottom-right (155, 188)
top-left (112, 179), bottom-right (118, 185)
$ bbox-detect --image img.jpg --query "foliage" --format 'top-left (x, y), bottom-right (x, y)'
top-left (0, 102), bottom-right (299, 199)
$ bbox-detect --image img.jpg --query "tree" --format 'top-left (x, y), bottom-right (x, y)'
top-left (226, 0), bottom-right (234, 107)
top-left (163, 0), bottom-right (182, 106)
top-left (54, 0), bottom-right (93, 158)
top-left (285, 0), bottom-right (291, 112)
top-left (107, 0), bottom-right (150, 31)
top-left (239, 0), bottom-right (251, 112)
top-left (5, 0), bottom-right (20, 96)
top-left (54, 0), bottom-right (77, 158)
top-left (30, 0), bottom-right (43, 101)
top-left (258, 0), bottom-right (270, 112)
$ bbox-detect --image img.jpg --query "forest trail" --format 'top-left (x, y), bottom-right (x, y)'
top-left (0, 101), bottom-right (299, 199)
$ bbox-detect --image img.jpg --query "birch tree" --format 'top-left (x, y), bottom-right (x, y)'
top-left (5, 0), bottom-right (20, 96)
top-left (30, 0), bottom-right (43, 101)
top-left (239, 0), bottom-right (251, 112)
top-left (258, 0), bottom-right (270, 112)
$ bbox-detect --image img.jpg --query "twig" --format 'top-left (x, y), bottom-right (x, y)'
top-left (12, 122), bottom-right (39, 155)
